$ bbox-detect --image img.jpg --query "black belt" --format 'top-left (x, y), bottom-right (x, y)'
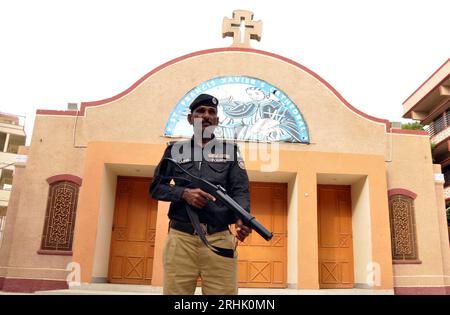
top-left (170, 220), bottom-right (228, 235)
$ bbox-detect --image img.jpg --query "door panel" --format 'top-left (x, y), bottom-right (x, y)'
top-left (318, 185), bottom-right (354, 288)
top-left (108, 177), bottom-right (157, 284)
top-left (236, 182), bottom-right (287, 288)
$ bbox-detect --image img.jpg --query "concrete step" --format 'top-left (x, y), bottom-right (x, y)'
top-left (33, 283), bottom-right (394, 295)
top-left (35, 283), bottom-right (163, 295)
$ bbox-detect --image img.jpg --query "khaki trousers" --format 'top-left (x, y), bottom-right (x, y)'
top-left (163, 227), bottom-right (237, 295)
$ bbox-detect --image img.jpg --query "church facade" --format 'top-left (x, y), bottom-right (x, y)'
top-left (0, 11), bottom-right (449, 294)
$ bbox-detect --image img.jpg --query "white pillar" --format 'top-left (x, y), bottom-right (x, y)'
top-left (3, 133), bottom-right (10, 152)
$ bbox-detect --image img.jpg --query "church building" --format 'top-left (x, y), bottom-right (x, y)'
top-left (0, 10), bottom-right (448, 294)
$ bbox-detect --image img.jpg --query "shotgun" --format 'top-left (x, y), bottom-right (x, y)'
top-left (164, 158), bottom-right (273, 241)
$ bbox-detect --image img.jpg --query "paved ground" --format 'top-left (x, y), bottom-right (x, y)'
top-left (1, 283), bottom-right (394, 295)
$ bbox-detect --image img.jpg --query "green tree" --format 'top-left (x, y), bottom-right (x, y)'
top-left (401, 122), bottom-right (425, 130)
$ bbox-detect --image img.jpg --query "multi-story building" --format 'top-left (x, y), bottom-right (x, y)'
top-left (0, 112), bottom-right (26, 246)
top-left (402, 59), bottom-right (450, 243)
top-left (403, 59), bottom-right (450, 204)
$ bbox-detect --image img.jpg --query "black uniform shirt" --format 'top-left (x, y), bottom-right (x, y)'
top-left (149, 136), bottom-right (250, 227)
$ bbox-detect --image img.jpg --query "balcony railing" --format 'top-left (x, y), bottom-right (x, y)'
top-left (6, 144), bottom-right (19, 154)
top-left (426, 109), bottom-right (450, 143)
top-left (426, 125), bottom-right (450, 145)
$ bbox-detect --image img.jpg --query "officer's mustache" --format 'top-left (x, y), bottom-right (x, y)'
top-left (193, 118), bottom-right (215, 127)
top-left (193, 118), bottom-right (215, 138)
top-left (201, 117), bottom-right (214, 125)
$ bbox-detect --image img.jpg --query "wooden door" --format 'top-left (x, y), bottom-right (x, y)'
top-left (236, 182), bottom-right (287, 288)
top-left (318, 185), bottom-right (354, 288)
top-left (108, 177), bottom-right (157, 284)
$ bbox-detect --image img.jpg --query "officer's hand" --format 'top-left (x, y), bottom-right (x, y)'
top-left (235, 218), bottom-right (252, 242)
top-left (182, 188), bottom-right (216, 209)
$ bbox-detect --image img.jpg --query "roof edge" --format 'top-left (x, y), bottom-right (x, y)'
top-left (390, 128), bottom-right (429, 136)
top-left (36, 47), bottom-right (391, 131)
top-left (403, 58), bottom-right (450, 105)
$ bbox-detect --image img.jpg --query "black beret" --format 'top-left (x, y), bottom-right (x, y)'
top-left (189, 94), bottom-right (218, 112)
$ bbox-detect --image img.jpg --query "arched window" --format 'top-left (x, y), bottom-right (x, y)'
top-left (39, 175), bottom-right (82, 254)
top-left (388, 189), bottom-right (420, 262)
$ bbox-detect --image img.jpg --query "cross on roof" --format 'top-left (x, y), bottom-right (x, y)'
top-left (222, 10), bottom-right (262, 48)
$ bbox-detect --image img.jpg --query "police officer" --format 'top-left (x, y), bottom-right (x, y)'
top-left (150, 93), bottom-right (252, 295)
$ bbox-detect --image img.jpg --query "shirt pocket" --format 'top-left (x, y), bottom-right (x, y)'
top-left (173, 161), bottom-right (195, 178)
top-left (206, 162), bottom-right (230, 186)
top-left (207, 162), bottom-right (230, 173)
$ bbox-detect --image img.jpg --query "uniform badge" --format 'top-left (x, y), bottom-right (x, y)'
top-left (238, 160), bottom-right (246, 169)
top-left (208, 153), bottom-right (229, 162)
